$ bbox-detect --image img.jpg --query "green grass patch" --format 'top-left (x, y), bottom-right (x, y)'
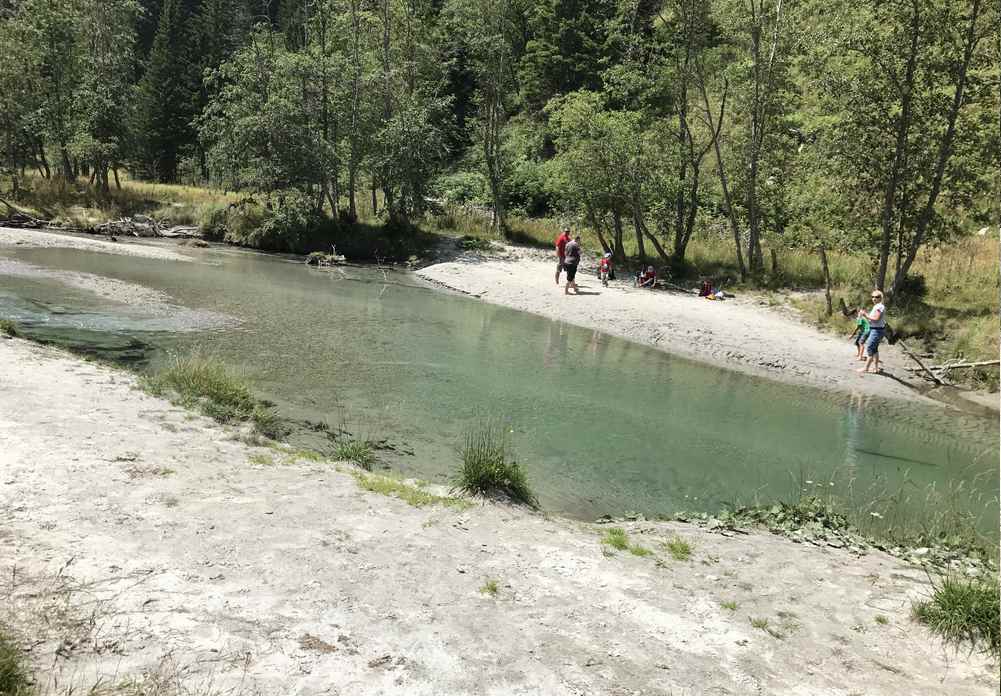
top-left (480, 579), bottom-right (500, 596)
top-left (721, 600), bottom-right (738, 611)
top-left (351, 471), bottom-right (469, 509)
top-left (0, 630), bottom-right (32, 696)
top-left (602, 527), bottom-right (630, 551)
top-left (334, 439), bottom-right (376, 470)
top-left (600, 527), bottom-right (651, 557)
top-left (0, 320), bottom-right (17, 337)
top-left (454, 421), bottom-right (536, 507)
top-left (664, 536), bottom-right (693, 561)
top-left (874, 614), bottom-right (889, 625)
top-left (141, 352), bottom-right (287, 439)
top-left (912, 575), bottom-right (999, 659)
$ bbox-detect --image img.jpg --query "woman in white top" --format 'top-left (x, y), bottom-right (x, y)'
top-left (857, 289), bottom-right (887, 374)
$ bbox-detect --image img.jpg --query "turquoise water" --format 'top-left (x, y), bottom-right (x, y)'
top-left (1, 242), bottom-right (997, 531)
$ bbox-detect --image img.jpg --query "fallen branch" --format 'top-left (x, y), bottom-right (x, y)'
top-left (895, 337), bottom-right (944, 385)
top-left (903, 360), bottom-right (1000, 372)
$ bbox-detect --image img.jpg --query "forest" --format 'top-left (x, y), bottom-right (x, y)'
top-left (0, 0), bottom-right (997, 300)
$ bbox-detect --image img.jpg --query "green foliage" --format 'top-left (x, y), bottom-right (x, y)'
top-left (0, 630), bottom-right (32, 696)
top-left (664, 537), bottom-right (693, 561)
top-left (913, 575), bottom-right (999, 659)
top-left (600, 527), bottom-right (651, 557)
top-left (142, 352), bottom-right (285, 438)
top-left (454, 421), bottom-right (536, 507)
top-left (601, 527), bottom-right (630, 551)
top-left (480, 579), bottom-right (500, 596)
top-left (351, 470), bottom-right (469, 509)
top-left (334, 439), bottom-right (376, 471)
top-left (0, 320), bottom-right (18, 337)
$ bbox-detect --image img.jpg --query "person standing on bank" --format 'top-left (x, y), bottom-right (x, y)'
top-left (554, 228), bottom-right (571, 285)
top-left (563, 234), bottom-right (582, 295)
top-left (858, 289), bottom-right (887, 374)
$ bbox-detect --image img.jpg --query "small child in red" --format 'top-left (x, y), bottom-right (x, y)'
top-left (598, 252), bottom-right (613, 286)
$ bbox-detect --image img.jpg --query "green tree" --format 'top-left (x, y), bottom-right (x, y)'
top-left (137, 0), bottom-right (195, 181)
top-left (811, 0), bottom-right (997, 297)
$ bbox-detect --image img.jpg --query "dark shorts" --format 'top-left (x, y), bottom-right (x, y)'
top-left (854, 330), bottom-right (870, 346)
top-left (557, 257), bottom-right (565, 272)
top-left (564, 262), bottom-right (578, 282)
top-left (865, 327), bottom-right (885, 356)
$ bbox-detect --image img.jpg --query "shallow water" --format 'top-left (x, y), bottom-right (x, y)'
top-left (2, 242), bottom-right (997, 533)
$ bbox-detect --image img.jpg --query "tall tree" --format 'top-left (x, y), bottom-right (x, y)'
top-left (137, 0), bottom-right (195, 181)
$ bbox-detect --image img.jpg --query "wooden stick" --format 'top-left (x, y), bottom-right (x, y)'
top-left (895, 337), bottom-right (944, 385)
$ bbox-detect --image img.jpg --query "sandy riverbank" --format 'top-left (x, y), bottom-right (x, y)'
top-left (0, 226), bottom-right (194, 261)
top-left (1, 336), bottom-right (996, 695)
top-left (418, 246), bottom-right (946, 405)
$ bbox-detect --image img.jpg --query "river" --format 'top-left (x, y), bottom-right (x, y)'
top-left (1, 240), bottom-right (997, 537)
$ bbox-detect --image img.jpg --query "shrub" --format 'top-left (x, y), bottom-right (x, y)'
top-left (198, 203), bottom-right (230, 240)
top-left (0, 320), bottom-right (17, 337)
top-left (454, 422), bottom-right (536, 507)
top-left (913, 575), bottom-right (999, 659)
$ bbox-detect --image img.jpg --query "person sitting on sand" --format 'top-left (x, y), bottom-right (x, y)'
top-left (857, 290), bottom-right (887, 374)
top-left (636, 266), bottom-right (656, 288)
top-left (554, 228), bottom-right (571, 285)
top-left (563, 235), bottom-right (582, 295)
top-left (851, 309), bottom-right (870, 361)
top-left (598, 252), bottom-right (614, 286)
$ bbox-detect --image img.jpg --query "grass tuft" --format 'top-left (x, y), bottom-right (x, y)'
top-left (334, 439), bottom-right (376, 470)
top-left (0, 631), bottom-right (32, 696)
top-left (141, 352), bottom-right (286, 438)
top-left (721, 600), bottom-right (738, 611)
top-left (874, 614), bottom-right (889, 625)
top-left (0, 320), bottom-right (17, 338)
top-left (912, 575), bottom-right (999, 659)
top-left (480, 579), bottom-right (500, 597)
top-left (351, 470), bottom-right (469, 509)
top-left (600, 527), bottom-right (651, 557)
top-left (664, 536), bottom-right (693, 561)
top-left (454, 421), bottom-right (536, 507)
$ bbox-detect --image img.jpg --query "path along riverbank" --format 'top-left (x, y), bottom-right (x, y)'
top-left (1, 336), bottom-right (997, 695)
top-left (418, 245), bottom-right (984, 408)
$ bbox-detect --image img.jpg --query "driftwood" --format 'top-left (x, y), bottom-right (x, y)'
top-left (0, 197), bottom-right (50, 228)
top-left (904, 360), bottom-right (1000, 372)
top-left (94, 215), bottom-right (161, 237)
top-left (895, 337), bottom-right (944, 385)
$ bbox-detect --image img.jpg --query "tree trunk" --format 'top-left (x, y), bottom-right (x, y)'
top-left (817, 246), bottom-right (832, 316)
top-left (876, 0), bottom-right (920, 291)
top-left (699, 77), bottom-right (746, 280)
top-left (112, 166), bottom-right (121, 190)
top-left (611, 210), bottom-right (625, 261)
top-left (633, 207), bottom-right (647, 262)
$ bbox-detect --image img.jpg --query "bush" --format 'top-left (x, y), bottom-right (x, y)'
top-left (454, 422), bottom-right (536, 507)
top-left (433, 171), bottom-right (489, 206)
top-left (198, 203), bottom-right (230, 241)
top-left (913, 575), bottom-right (999, 659)
top-left (0, 320), bottom-right (17, 337)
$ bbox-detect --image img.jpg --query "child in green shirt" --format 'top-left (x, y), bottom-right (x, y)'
top-left (852, 312), bottom-right (870, 361)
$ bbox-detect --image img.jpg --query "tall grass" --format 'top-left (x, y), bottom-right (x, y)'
top-left (141, 352), bottom-right (286, 438)
top-left (454, 421), bottom-right (537, 507)
top-left (0, 630), bottom-right (32, 696)
top-left (913, 575), bottom-right (1000, 659)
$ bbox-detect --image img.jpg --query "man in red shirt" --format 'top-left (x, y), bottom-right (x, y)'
top-left (554, 228), bottom-right (570, 285)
